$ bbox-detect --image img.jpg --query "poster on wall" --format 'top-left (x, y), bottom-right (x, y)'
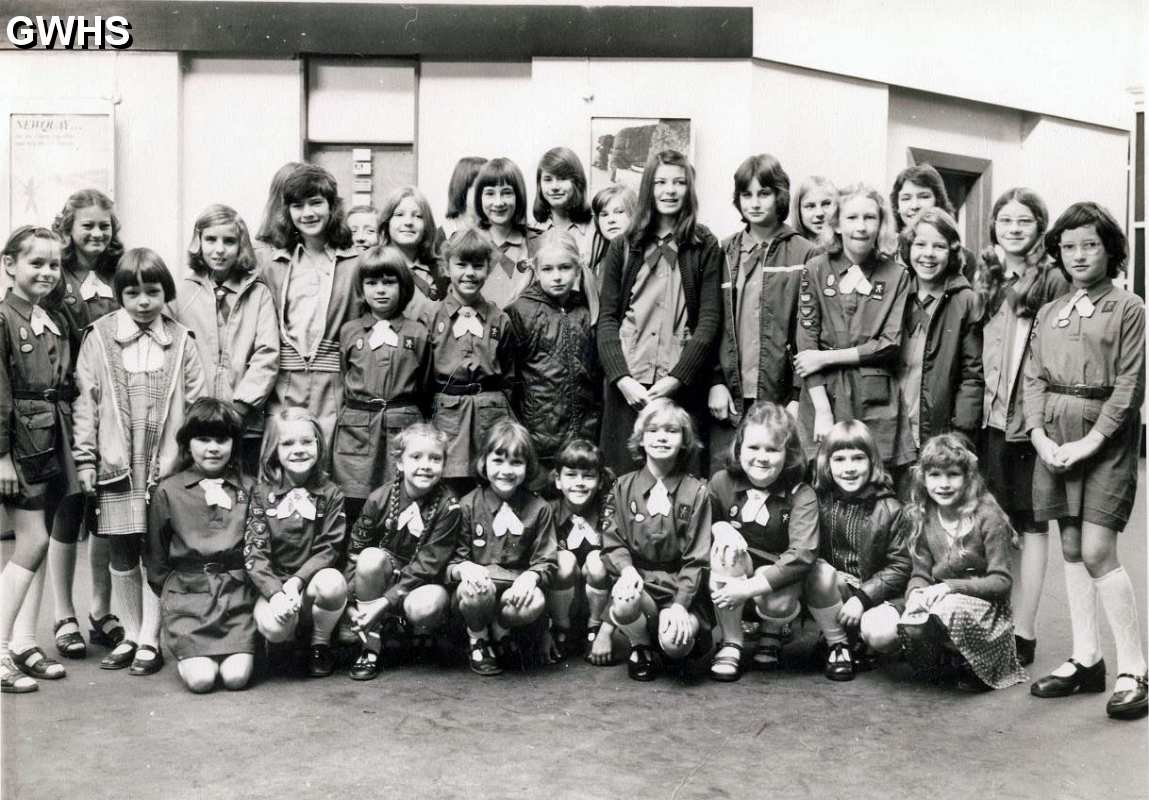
top-left (589, 116), bottom-right (692, 196)
top-left (8, 110), bottom-right (115, 229)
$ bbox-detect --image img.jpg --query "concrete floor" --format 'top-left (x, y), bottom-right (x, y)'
top-left (2, 470), bottom-right (1147, 800)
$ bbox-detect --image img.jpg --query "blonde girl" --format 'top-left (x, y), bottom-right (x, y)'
top-left (791, 175), bottom-right (838, 245)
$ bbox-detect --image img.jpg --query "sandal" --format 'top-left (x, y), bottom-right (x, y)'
top-left (709, 641), bottom-right (745, 682)
top-left (89, 613), bottom-right (125, 649)
top-left (752, 633), bottom-right (783, 670)
top-left (54, 618), bottom-right (87, 659)
top-left (349, 648), bottom-right (380, 681)
top-left (1, 654), bottom-right (38, 693)
top-left (469, 639), bottom-right (502, 677)
top-left (12, 646), bottom-right (67, 680)
top-left (129, 644), bottom-right (164, 676)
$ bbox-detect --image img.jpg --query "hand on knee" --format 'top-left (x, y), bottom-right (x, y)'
top-left (609, 595), bottom-right (642, 627)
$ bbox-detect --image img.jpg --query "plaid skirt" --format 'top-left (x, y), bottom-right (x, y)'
top-left (96, 370), bottom-right (165, 537)
top-left (899, 591), bottom-right (1026, 689)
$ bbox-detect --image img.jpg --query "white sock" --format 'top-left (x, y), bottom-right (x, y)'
top-left (110, 566), bottom-right (143, 644)
top-left (0, 562), bottom-right (36, 656)
top-left (89, 536), bottom-right (112, 619)
top-left (1059, 561), bottom-right (1103, 672)
top-left (310, 600), bottom-right (346, 646)
top-left (48, 540), bottom-right (78, 623)
top-left (760, 605), bottom-right (800, 637)
top-left (10, 564), bottom-right (47, 653)
top-left (585, 585), bottom-right (609, 625)
top-left (1095, 567), bottom-right (1148, 688)
top-left (138, 574), bottom-right (162, 650)
top-left (810, 602), bottom-right (848, 647)
top-left (547, 586), bottom-right (576, 628)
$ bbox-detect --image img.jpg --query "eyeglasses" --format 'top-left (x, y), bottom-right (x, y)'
top-left (995, 216), bottom-right (1038, 228)
top-left (1059, 241), bottom-right (1104, 255)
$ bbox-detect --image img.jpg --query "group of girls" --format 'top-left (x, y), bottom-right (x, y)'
top-left (0, 145), bottom-right (1143, 723)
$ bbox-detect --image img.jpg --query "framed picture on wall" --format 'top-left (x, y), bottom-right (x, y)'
top-left (589, 116), bottom-right (692, 196)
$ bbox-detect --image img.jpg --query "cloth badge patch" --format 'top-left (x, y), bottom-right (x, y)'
top-left (826, 274), bottom-right (835, 287)
top-left (872, 281), bottom-right (886, 301)
top-left (489, 326), bottom-right (500, 340)
top-left (437, 321), bottom-right (446, 333)
top-left (801, 319), bottom-right (814, 328)
top-left (355, 338), bottom-right (364, 350)
top-left (800, 293), bottom-right (812, 302)
top-left (20, 343), bottom-right (33, 353)
top-left (404, 337), bottom-right (416, 349)
top-left (823, 288), bottom-right (837, 297)
top-left (800, 306), bottom-right (814, 317)
top-left (1102, 300), bottom-right (1117, 313)
top-left (676, 503), bottom-right (691, 521)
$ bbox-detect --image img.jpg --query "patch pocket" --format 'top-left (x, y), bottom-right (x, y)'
top-left (432, 394), bottom-right (464, 439)
top-left (383, 405), bottom-right (424, 444)
top-left (476, 392), bottom-right (514, 434)
top-left (857, 367), bottom-right (891, 406)
top-left (333, 407), bottom-right (376, 456)
top-left (12, 401), bottom-right (59, 482)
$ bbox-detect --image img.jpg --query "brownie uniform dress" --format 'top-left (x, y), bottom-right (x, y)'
top-left (427, 291), bottom-right (515, 479)
top-left (551, 490), bottom-right (613, 566)
top-left (452, 486), bottom-right (558, 591)
top-left (332, 313), bottom-right (432, 499)
top-left (0, 292), bottom-right (78, 508)
top-left (345, 479), bottom-right (461, 609)
top-left (706, 470), bottom-right (820, 593)
top-left (600, 468), bottom-right (713, 624)
top-left (1023, 284), bottom-right (1145, 530)
top-left (243, 477), bottom-right (347, 606)
top-left (145, 468), bottom-right (257, 658)
top-left (796, 251), bottom-right (912, 463)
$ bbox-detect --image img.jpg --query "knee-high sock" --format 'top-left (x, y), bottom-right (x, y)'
top-left (10, 564), bottom-right (47, 653)
top-left (137, 577), bottom-right (161, 650)
top-left (547, 586), bottom-right (576, 628)
top-left (585, 585), bottom-right (609, 625)
top-left (1064, 561), bottom-right (1102, 667)
top-left (1095, 567), bottom-right (1148, 679)
top-left (48, 539), bottom-right (78, 623)
top-left (110, 566), bottom-right (143, 643)
top-left (89, 537), bottom-right (112, 620)
top-left (810, 602), bottom-right (848, 647)
top-left (310, 599), bottom-right (346, 645)
top-left (0, 563), bottom-right (36, 655)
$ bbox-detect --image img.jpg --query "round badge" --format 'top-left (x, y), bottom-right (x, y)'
top-left (635, 513), bottom-right (645, 522)
top-left (729, 505), bottom-right (739, 519)
top-left (824, 288), bottom-right (837, 297)
top-left (268, 493), bottom-right (277, 503)
top-left (19, 343), bottom-right (33, 353)
top-left (475, 523), bottom-right (484, 537)
top-left (629, 500), bottom-right (638, 514)
top-left (437, 321), bottom-right (446, 333)
top-left (355, 338), bottom-right (364, 350)
top-left (1057, 318), bottom-right (1070, 328)
top-left (826, 274), bottom-right (836, 287)
top-left (473, 539), bottom-right (486, 548)
top-left (64, 294), bottom-right (77, 305)
top-left (18, 327), bottom-right (28, 341)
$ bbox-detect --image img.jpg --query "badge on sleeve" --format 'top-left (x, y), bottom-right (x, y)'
top-left (823, 288), bottom-right (837, 297)
top-left (729, 505), bottom-right (739, 519)
top-left (64, 294), bottom-right (77, 305)
top-left (800, 293), bottom-right (812, 302)
top-left (800, 306), bottom-right (814, 317)
top-left (801, 319), bottom-right (814, 328)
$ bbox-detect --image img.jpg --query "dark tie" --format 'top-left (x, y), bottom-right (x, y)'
top-left (910, 294), bottom-right (935, 333)
top-left (214, 283), bottom-right (231, 328)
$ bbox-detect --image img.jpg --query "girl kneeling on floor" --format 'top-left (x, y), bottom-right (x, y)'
top-left (897, 434), bottom-right (1026, 691)
top-left (600, 399), bottom-right (713, 681)
top-left (344, 423), bottom-right (461, 680)
top-left (244, 407), bottom-right (348, 678)
top-left (544, 439), bottom-right (616, 665)
top-left (146, 398), bottom-right (256, 692)
top-left (448, 419), bottom-right (558, 676)
top-left (806, 420), bottom-right (909, 682)
top-left (707, 402), bottom-right (818, 681)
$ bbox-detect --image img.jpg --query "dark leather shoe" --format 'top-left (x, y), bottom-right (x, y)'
top-left (128, 645), bottom-right (164, 676)
top-left (1031, 658), bottom-right (1106, 698)
top-left (308, 645), bottom-right (335, 678)
top-left (468, 639), bottom-right (502, 677)
top-left (1106, 673), bottom-right (1148, 720)
top-left (1015, 635), bottom-right (1036, 667)
top-left (824, 642), bottom-right (856, 682)
top-left (348, 648), bottom-right (380, 681)
top-left (99, 640), bottom-right (137, 670)
top-left (627, 645), bottom-right (660, 681)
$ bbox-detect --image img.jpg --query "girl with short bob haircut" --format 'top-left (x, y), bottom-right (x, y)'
top-left (1025, 201), bottom-right (1146, 720)
top-left (441, 156), bottom-right (488, 241)
top-left (897, 434), bottom-right (1025, 691)
top-left (974, 187), bottom-right (1066, 668)
top-left (596, 149), bottom-right (723, 474)
top-left (473, 157), bottom-right (537, 310)
top-left (448, 419), bottom-right (558, 676)
top-left (145, 398), bottom-right (257, 693)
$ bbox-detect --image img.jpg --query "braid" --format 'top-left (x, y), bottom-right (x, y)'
top-left (383, 471), bottom-right (405, 534)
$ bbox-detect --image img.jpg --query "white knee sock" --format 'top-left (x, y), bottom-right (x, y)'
top-left (138, 577), bottom-right (161, 650)
top-left (110, 567), bottom-right (143, 644)
top-left (810, 602), bottom-right (848, 646)
top-left (89, 537), bottom-right (112, 619)
top-left (10, 564), bottom-right (47, 653)
top-left (0, 562), bottom-right (36, 656)
top-left (47, 539), bottom-right (78, 623)
top-left (310, 601), bottom-right (346, 646)
top-left (1064, 561), bottom-right (1102, 668)
top-left (1095, 567), bottom-right (1148, 682)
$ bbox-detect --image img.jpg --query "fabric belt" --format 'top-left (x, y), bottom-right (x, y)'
top-left (1047, 384), bottom-right (1114, 400)
top-left (12, 386), bottom-right (78, 402)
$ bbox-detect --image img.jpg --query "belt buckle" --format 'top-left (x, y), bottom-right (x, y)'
top-left (202, 562), bottom-right (225, 574)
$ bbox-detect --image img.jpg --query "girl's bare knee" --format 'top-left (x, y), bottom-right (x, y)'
top-left (219, 654), bottom-right (254, 690)
top-left (554, 551), bottom-right (579, 590)
top-left (308, 568), bottom-right (348, 609)
top-left (405, 586), bottom-right (449, 631)
top-left (583, 552), bottom-right (609, 587)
